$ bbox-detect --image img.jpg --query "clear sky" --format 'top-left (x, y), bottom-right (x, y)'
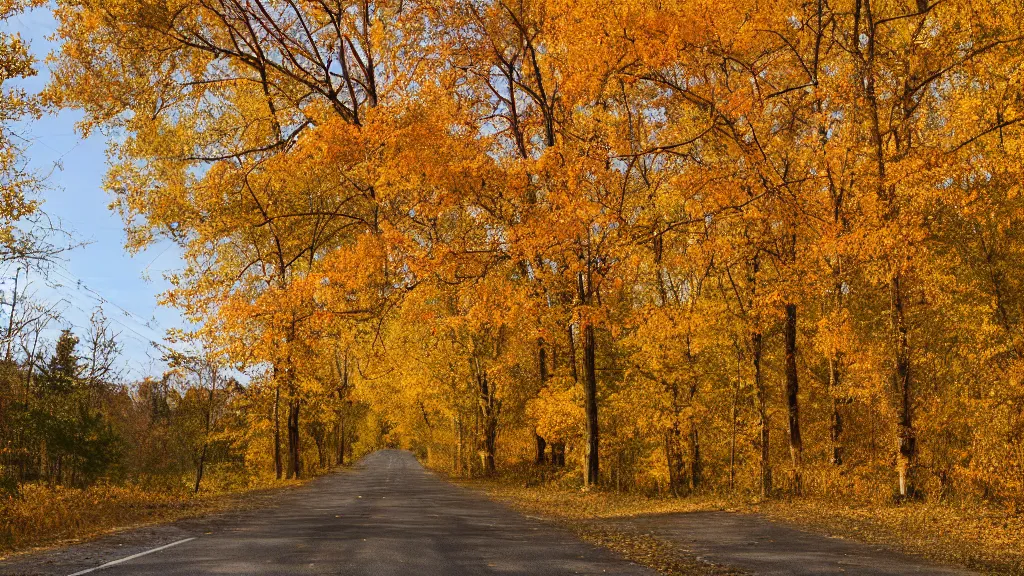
top-left (0, 7), bottom-right (185, 380)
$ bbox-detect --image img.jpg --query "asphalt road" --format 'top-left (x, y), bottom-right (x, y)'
top-left (2, 450), bottom-right (655, 576)
top-left (612, 512), bottom-right (973, 576)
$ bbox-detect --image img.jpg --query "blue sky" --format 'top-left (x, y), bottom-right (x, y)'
top-left (0, 7), bottom-right (185, 380)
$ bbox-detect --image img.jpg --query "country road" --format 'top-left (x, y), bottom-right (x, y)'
top-left (1, 450), bottom-right (655, 576)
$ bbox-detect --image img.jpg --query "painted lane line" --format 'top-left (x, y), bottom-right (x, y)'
top-left (66, 537), bottom-right (196, 576)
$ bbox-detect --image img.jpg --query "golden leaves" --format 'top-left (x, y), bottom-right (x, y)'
top-left (44, 0), bottom-right (1024, 499)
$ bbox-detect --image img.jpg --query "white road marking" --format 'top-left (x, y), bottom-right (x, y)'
top-left (66, 538), bottom-right (196, 576)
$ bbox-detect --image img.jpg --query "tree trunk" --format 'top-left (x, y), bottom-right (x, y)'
top-left (582, 321), bottom-right (599, 487)
top-left (665, 420), bottom-right (686, 496)
top-left (730, 343), bottom-right (741, 491)
top-left (891, 273), bottom-right (916, 498)
top-left (195, 370), bottom-right (216, 493)
top-left (689, 401), bottom-right (701, 492)
top-left (455, 414), bottom-right (464, 475)
top-left (665, 378), bottom-right (688, 496)
top-left (551, 321), bottom-right (577, 470)
top-left (827, 276), bottom-right (846, 467)
top-left (551, 442), bottom-right (565, 466)
top-left (475, 363), bottom-right (498, 475)
top-left (783, 303), bottom-right (803, 494)
top-left (274, 380), bottom-right (283, 480)
top-left (286, 399), bottom-right (301, 479)
top-left (341, 414), bottom-right (348, 466)
top-left (193, 443), bottom-right (208, 494)
top-left (829, 356), bottom-right (844, 466)
top-left (337, 351), bottom-right (349, 466)
top-left (567, 322), bottom-right (579, 382)
top-left (480, 425), bottom-right (496, 474)
top-left (753, 330), bottom-right (771, 498)
top-left (314, 428), bottom-right (326, 469)
top-left (4, 267), bottom-right (19, 362)
top-left (684, 334), bottom-right (701, 492)
top-left (827, 169), bottom-right (848, 469)
top-left (535, 337), bottom-right (548, 465)
top-left (331, 422), bottom-right (340, 465)
top-left (472, 409), bottom-right (480, 475)
top-left (730, 388), bottom-right (738, 491)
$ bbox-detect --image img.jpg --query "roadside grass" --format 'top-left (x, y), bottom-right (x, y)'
top-left (0, 473), bottom-right (306, 559)
top-left (466, 468), bottom-right (1024, 576)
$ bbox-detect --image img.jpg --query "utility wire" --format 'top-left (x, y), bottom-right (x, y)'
top-left (47, 264), bottom-right (166, 334)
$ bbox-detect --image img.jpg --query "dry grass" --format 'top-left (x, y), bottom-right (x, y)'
top-left (481, 481), bottom-right (736, 520)
top-left (470, 477), bottom-right (1024, 575)
top-left (0, 476), bottom-right (305, 558)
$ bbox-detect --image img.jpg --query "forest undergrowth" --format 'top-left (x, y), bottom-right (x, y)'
top-left (0, 471), bottom-right (305, 558)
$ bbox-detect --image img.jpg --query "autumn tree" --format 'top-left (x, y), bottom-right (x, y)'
top-left (38, 0), bottom-right (1024, 510)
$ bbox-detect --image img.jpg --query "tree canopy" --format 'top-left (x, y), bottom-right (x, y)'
top-left (4, 0), bottom-right (1020, 505)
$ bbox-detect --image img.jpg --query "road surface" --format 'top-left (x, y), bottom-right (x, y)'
top-left (1, 450), bottom-right (978, 575)
top-left (1, 450), bottom-right (655, 576)
top-left (612, 511), bottom-right (973, 575)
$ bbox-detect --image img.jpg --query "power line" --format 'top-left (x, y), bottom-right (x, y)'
top-left (33, 284), bottom-right (158, 379)
top-left (47, 264), bottom-right (167, 334)
top-left (37, 268), bottom-right (187, 368)
top-left (11, 257), bottom-right (197, 380)
top-left (49, 292), bottom-right (161, 353)
top-left (43, 278), bottom-right (162, 344)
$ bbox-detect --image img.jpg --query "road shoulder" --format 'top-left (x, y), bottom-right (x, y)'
top-left (0, 480), bottom-right (306, 576)
top-left (472, 481), bottom-right (987, 576)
